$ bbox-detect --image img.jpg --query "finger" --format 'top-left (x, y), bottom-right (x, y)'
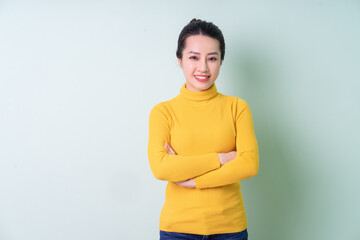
top-left (168, 145), bottom-right (176, 155)
top-left (169, 147), bottom-right (176, 155)
top-left (165, 142), bottom-right (176, 155)
top-left (166, 146), bottom-right (172, 154)
top-left (164, 143), bottom-right (171, 154)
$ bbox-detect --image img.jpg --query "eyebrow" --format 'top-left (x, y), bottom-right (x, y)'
top-left (187, 51), bottom-right (219, 55)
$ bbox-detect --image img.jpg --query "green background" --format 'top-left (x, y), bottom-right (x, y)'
top-left (0, 0), bottom-right (359, 239)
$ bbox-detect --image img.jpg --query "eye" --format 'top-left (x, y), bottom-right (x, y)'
top-left (189, 56), bottom-right (198, 60)
top-left (208, 57), bottom-right (217, 61)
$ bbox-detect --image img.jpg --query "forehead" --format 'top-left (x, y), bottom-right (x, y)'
top-left (184, 35), bottom-right (220, 53)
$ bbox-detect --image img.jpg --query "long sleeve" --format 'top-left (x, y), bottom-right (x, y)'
top-left (194, 101), bottom-right (259, 189)
top-left (150, 84), bottom-right (255, 234)
top-left (148, 104), bottom-right (221, 182)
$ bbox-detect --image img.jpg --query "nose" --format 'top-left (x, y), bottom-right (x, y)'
top-left (198, 59), bottom-right (209, 72)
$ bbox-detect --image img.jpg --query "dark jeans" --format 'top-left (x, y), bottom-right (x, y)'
top-left (160, 229), bottom-right (248, 240)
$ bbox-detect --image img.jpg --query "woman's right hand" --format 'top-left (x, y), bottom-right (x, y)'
top-left (217, 151), bottom-right (237, 166)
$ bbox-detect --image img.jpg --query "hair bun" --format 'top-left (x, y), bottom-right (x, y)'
top-left (190, 18), bottom-right (201, 23)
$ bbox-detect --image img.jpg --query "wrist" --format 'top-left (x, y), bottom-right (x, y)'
top-left (217, 153), bottom-right (224, 166)
top-left (190, 179), bottom-right (196, 188)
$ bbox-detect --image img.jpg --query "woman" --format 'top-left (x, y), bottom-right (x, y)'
top-left (148, 19), bottom-right (259, 240)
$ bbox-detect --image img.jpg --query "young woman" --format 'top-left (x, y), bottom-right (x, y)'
top-left (148, 19), bottom-right (259, 240)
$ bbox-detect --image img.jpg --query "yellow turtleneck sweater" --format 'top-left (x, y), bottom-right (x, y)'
top-left (148, 83), bottom-right (259, 235)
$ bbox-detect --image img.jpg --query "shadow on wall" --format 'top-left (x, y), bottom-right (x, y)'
top-left (230, 47), bottom-right (306, 240)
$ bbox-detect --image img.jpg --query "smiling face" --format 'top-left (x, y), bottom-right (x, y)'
top-left (178, 35), bottom-right (222, 92)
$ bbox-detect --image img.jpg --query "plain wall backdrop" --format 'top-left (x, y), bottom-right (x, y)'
top-left (0, 1), bottom-right (359, 239)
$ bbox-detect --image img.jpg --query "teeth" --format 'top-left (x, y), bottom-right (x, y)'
top-left (195, 76), bottom-right (208, 79)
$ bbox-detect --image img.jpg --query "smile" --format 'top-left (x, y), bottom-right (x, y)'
top-left (194, 75), bottom-right (210, 82)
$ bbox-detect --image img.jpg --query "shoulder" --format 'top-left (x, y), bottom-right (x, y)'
top-left (150, 98), bottom-right (173, 114)
top-left (149, 98), bottom-right (177, 122)
top-left (217, 93), bottom-right (253, 122)
top-left (218, 93), bottom-right (250, 110)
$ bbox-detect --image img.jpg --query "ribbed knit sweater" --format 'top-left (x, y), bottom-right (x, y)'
top-left (148, 83), bottom-right (259, 235)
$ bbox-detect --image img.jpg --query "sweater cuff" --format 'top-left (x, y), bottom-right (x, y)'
top-left (194, 153), bottom-right (220, 189)
top-left (194, 176), bottom-right (206, 189)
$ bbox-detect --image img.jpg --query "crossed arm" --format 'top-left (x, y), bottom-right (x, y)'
top-left (148, 101), bottom-right (259, 189)
top-left (164, 142), bottom-right (237, 188)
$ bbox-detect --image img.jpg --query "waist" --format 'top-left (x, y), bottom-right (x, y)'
top-left (160, 182), bottom-right (247, 234)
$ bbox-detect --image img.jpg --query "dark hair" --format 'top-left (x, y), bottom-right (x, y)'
top-left (176, 18), bottom-right (225, 61)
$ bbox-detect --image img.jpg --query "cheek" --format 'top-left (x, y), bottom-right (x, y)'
top-left (183, 63), bottom-right (195, 73)
top-left (211, 63), bottom-right (221, 73)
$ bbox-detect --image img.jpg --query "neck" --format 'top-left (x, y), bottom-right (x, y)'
top-left (178, 82), bottom-right (219, 104)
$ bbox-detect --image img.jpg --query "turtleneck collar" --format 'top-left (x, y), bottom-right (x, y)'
top-left (177, 83), bottom-right (219, 104)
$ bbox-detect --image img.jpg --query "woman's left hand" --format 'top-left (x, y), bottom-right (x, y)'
top-left (175, 179), bottom-right (196, 188)
top-left (164, 142), bottom-right (196, 189)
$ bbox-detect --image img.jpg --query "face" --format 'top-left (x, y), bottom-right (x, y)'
top-left (178, 35), bottom-right (222, 92)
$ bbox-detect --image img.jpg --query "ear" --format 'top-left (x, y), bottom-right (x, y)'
top-left (177, 58), bottom-right (183, 68)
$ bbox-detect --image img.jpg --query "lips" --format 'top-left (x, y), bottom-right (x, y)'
top-left (194, 75), bottom-right (210, 82)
